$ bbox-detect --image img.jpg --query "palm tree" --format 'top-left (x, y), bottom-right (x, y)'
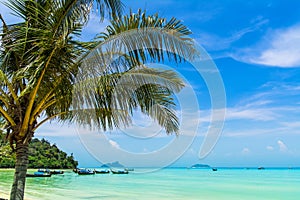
top-left (0, 1), bottom-right (196, 199)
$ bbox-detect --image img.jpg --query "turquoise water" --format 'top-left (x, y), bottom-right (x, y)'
top-left (1, 168), bottom-right (300, 199)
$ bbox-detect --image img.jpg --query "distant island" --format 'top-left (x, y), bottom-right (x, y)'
top-left (0, 135), bottom-right (78, 169)
top-left (190, 164), bottom-right (211, 168)
top-left (101, 161), bottom-right (125, 168)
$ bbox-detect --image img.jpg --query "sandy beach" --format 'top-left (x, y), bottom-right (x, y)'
top-left (0, 191), bottom-right (31, 200)
top-left (0, 191), bottom-right (9, 200)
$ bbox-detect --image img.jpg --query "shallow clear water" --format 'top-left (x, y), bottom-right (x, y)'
top-left (1, 168), bottom-right (300, 200)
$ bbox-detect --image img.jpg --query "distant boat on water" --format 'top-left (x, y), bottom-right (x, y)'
top-left (258, 167), bottom-right (265, 170)
top-left (111, 169), bottom-right (129, 174)
top-left (212, 168), bottom-right (218, 171)
top-left (77, 169), bottom-right (95, 175)
top-left (38, 168), bottom-right (64, 175)
top-left (26, 172), bottom-right (52, 177)
top-left (94, 169), bottom-right (110, 174)
top-left (38, 168), bottom-right (50, 173)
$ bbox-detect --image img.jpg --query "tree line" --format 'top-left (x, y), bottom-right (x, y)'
top-left (0, 134), bottom-right (78, 169)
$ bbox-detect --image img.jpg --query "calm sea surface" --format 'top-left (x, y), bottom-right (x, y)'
top-left (1, 168), bottom-right (300, 200)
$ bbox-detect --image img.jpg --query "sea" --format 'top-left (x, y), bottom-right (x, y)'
top-left (1, 168), bottom-right (300, 200)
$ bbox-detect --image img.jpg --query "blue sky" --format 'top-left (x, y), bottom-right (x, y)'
top-left (2, 0), bottom-right (300, 168)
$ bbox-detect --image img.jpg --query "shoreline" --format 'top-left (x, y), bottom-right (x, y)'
top-left (1, 168), bottom-right (300, 200)
top-left (0, 191), bottom-right (9, 200)
top-left (0, 192), bottom-right (32, 200)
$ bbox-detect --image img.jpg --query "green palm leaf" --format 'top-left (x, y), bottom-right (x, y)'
top-left (72, 67), bottom-right (185, 133)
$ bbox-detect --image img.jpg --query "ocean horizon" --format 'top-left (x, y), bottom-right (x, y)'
top-left (1, 167), bottom-right (300, 200)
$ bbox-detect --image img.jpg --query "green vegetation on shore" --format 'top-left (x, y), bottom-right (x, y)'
top-left (0, 134), bottom-right (78, 169)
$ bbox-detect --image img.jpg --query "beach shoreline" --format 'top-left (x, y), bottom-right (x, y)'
top-left (0, 192), bottom-right (31, 200)
top-left (0, 191), bottom-right (9, 200)
top-left (1, 168), bottom-right (300, 200)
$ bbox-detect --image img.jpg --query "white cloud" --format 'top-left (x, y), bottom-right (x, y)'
top-left (37, 122), bottom-right (77, 137)
top-left (85, 13), bottom-right (109, 32)
top-left (243, 100), bottom-right (273, 108)
top-left (199, 106), bottom-right (277, 123)
top-left (277, 140), bottom-right (288, 152)
top-left (109, 139), bottom-right (120, 149)
top-left (196, 17), bottom-right (268, 51)
top-left (235, 24), bottom-right (300, 67)
top-left (226, 107), bottom-right (277, 121)
top-left (242, 147), bottom-right (250, 154)
top-left (224, 127), bottom-right (287, 137)
top-left (266, 146), bottom-right (274, 151)
top-left (131, 110), bottom-right (153, 127)
top-left (280, 121), bottom-right (300, 128)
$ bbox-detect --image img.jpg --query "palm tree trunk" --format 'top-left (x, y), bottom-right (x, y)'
top-left (10, 140), bottom-right (29, 200)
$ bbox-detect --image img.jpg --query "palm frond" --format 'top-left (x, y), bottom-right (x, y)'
top-left (95, 9), bottom-right (197, 65)
top-left (73, 10), bottom-right (197, 134)
top-left (73, 67), bottom-right (184, 133)
top-left (95, 0), bottom-right (123, 20)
